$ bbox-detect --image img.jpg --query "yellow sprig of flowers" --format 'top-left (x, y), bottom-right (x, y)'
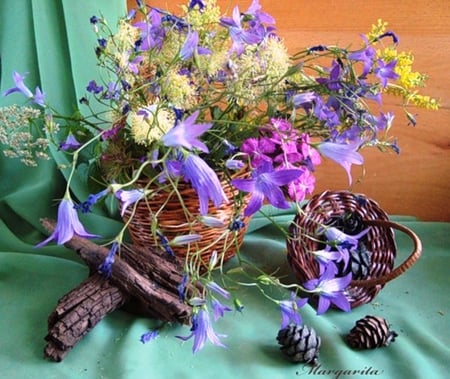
top-left (368, 19), bottom-right (439, 110)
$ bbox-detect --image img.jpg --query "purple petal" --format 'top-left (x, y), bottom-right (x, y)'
top-left (243, 190), bottom-right (264, 217)
top-left (317, 141), bottom-right (364, 185)
top-left (316, 296), bottom-right (331, 315)
top-left (330, 293), bottom-right (351, 312)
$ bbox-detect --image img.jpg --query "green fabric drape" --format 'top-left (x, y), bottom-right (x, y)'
top-left (0, 0), bottom-right (127, 257)
top-left (0, 214), bottom-right (449, 378)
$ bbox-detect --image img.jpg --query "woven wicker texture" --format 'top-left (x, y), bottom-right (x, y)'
top-left (286, 190), bottom-right (422, 308)
top-left (122, 173), bottom-right (249, 268)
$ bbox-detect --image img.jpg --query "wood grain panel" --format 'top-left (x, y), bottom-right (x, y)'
top-left (127, 0), bottom-right (450, 220)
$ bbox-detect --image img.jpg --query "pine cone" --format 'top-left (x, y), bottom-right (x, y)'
top-left (327, 211), bottom-right (365, 235)
top-left (349, 242), bottom-right (372, 279)
top-left (277, 324), bottom-right (321, 364)
top-left (347, 315), bottom-right (398, 349)
top-left (335, 241), bottom-right (371, 279)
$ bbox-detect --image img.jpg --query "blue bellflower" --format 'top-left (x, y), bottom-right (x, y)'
top-left (36, 197), bottom-right (99, 247)
top-left (98, 242), bottom-right (119, 278)
top-left (76, 188), bottom-right (110, 213)
top-left (279, 292), bottom-right (308, 328)
top-left (115, 188), bottom-right (146, 216)
top-left (303, 264), bottom-right (352, 315)
top-left (322, 226), bottom-right (370, 269)
top-left (177, 308), bottom-right (227, 353)
top-left (348, 36), bottom-right (376, 77)
top-left (140, 330), bottom-right (159, 344)
top-left (162, 110), bottom-right (212, 153)
top-left (211, 299), bottom-right (232, 321)
top-left (179, 30), bottom-right (211, 60)
top-left (206, 282), bottom-right (230, 299)
top-left (59, 133), bottom-right (82, 151)
top-left (374, 59), bottom-right (399, 88)
top-left (231, 161), bottom-right (302, 217)
top-left (182, 154), bottom-right (229, 215)
top-left (317, 141), bottom-right (364, 185)
top-left (3, 71), bottom-right (46, 106)
top-left (189, 0), bottom-right (205, 10)
top-left (177, 273), bottom-right (189, 301)
top-left (220, 5), bottom-right (263, 55)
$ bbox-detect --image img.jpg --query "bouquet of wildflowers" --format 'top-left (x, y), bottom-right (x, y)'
top-left (1, 0), bottom-right (438, 354)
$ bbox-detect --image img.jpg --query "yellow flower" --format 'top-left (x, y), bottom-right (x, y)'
top-left (408, 94), bottom-right (440, 110)
top-left (366, 19), bottom-right (388, 42)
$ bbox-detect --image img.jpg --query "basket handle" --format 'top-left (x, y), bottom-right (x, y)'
top-left (350, 219), bottom-right (422, 288)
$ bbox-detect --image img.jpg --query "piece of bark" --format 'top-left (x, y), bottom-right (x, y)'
top-left (41, 218), bottom-right (193, 362)
top-left (44, 273), bottom-right (128, 362)
top-left (41, 218), bottom-right (192, 323)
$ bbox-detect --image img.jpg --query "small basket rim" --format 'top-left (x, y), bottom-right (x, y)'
top-left (350, 219), bottom-right (422, 287)
top-left (286, 189), bottom-right (423, 308)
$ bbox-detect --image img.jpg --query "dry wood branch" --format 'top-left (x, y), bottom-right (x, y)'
top-left (41, 218), bottom-right (193, 362)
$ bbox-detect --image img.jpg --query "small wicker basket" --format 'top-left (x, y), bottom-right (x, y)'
top-left (122, 172), bottom-right (250, 267)
top-left (286, 190), bottom-right (422, 308)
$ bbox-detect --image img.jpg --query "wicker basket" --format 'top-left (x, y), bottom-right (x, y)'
top-left (286, 190), bottom-right (422, 308)
top-left (122, 172), bottom-right (250, 267)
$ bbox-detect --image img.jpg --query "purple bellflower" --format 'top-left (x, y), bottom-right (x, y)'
top-left (98, 242), bottom-right (119, 278)
top-left (311, 245), bottom-right (343, 274)
top-left (75, 188), bottom-right (110, 213)
top-left (206, 282), bottom-right (230, 299)
top-left (171, 234), bottom-right (202, 246)
top-left (140, 330), bottom-right (159, 344)
top-left (322, 226), bottom-right (370, 267)
top-left (316, 60), bottom-right (343, 91)
top-left (246, 0), bottom-right (276, 25)
top-left (134, 9), bottom-right (165, 51)
top-left (59, 133), bottom-right (82, 151)
top-left (177, 308), bottom-right (226, 353)
top-left (317, 141), bottom-right (364, 185)
top-left (348, 36), bottom-right (376, 77)
top-left (220, 5), bottom-right (264, 55)
top-left (313, 96), bottom-right (340, 128)
top-left (162, 110), bottom-right (212, 153)
top-left (177, 273), bottom-right (189, 301)
top-left (188, 0), bottom-right (205, 10)
top-left (231, 161), bottom-right (302, 217)
top-left (115, 188), bottom-right (146, 216)
top-left (3, 71), bottom-right (46, 106)
top-left (211, 299), bottom-right (232, 321)
top-left (179, 30), bottom-right (211, 60)
top-left (303, 264), bottom-right (352, 315)
top-left (36, 197), bottom-right (99, 248)
top-left (182, 154), bottom-right (229, 215)
top-left (279, 292), bottom-right (308, 328)
top-left (374, 59), bottom-right (399, 88)
top-left (292, 91), bottom-right (317, 108)
top-left (86, 80), bottom-right (103, 94)
top-left (376, 31), bottom-right (399, 44)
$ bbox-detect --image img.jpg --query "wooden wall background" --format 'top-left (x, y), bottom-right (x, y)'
top-left (127, 0), bottom-right (450, 221)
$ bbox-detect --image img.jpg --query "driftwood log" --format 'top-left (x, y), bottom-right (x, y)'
top-left (41, 218), bottom-right (192, 362)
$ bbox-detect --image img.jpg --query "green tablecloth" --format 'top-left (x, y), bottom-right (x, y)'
top-left (1, 1), bottom-right (449, 378)
top-left (1, 213), bottom-right (449, 379)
